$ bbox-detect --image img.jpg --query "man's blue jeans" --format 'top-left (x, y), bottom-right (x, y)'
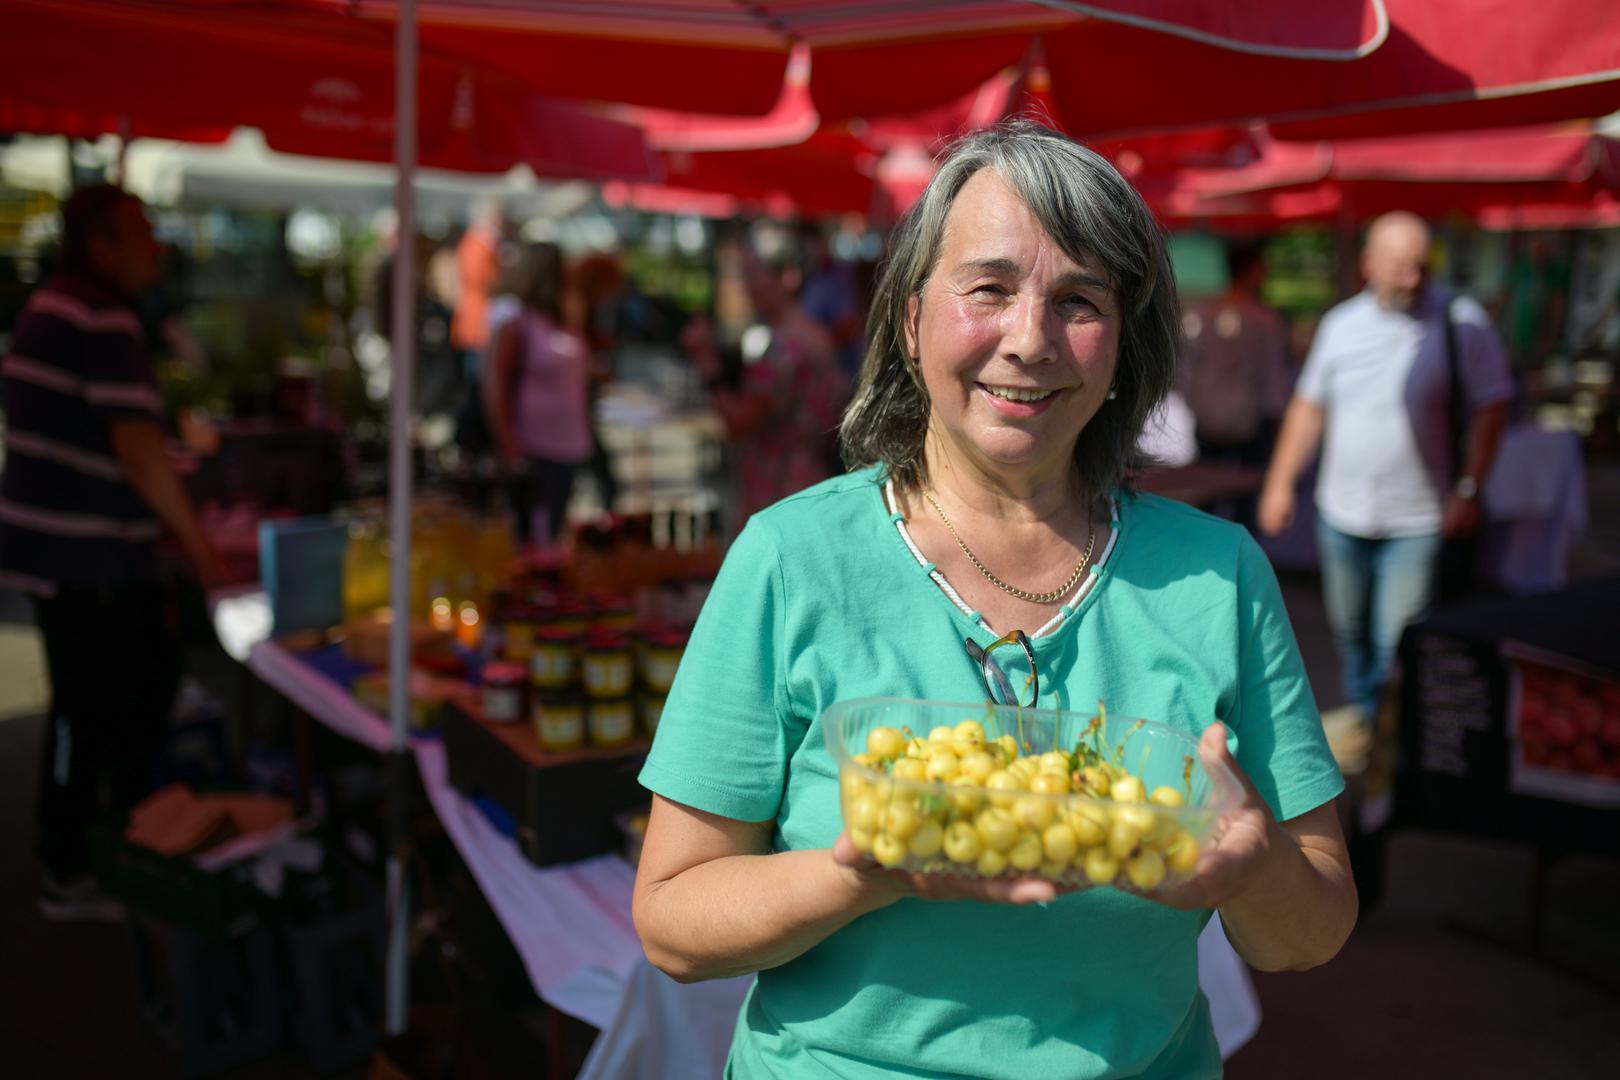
top-left (1315, 519), bottom-right (1442, 722)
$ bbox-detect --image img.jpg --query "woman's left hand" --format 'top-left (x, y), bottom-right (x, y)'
top-left (1147, 723), bottom-right (1281, 912)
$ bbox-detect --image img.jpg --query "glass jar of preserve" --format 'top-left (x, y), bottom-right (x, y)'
top-left (529, 625), bottom-right (579, 690)
top-left (581, 630), bottom-right (634, 699)
top-left (504, 609), bottom-right (538, 665)
top-left (482, 661), bottom-right (526, 724)
top-left (587, 696), bottom-right (637, 748)
top-left (532, 690), bottom-right (586, 752)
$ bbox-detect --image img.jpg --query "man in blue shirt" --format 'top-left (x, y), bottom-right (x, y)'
top-left (1, 185), bottom-right (223, 919)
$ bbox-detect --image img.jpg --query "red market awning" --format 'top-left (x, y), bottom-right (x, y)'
top-left (310, 0), bottom-right (1386, 120)
top-left (0, 0), bottom-right (662, 182)
top-left (1150, 124), bottom-right (1620, 226)
top-left (659, 127), bottom-right (883, 217)
top-left (1478, 194), bottom-right (1620, 230)
top-left (802, 0), bottom-right (1620, 138)
top-left (1266, 0), bottom-right (1620, 140)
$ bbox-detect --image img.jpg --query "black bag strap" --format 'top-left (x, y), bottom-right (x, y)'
top-left (1441, 297), bottom-right (1467, 484)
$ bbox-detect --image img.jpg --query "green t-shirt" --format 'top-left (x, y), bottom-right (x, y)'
top-left (639, 466), bottom-right (1344, 1079)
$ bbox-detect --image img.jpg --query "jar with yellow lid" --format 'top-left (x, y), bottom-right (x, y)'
top-left (587, 696), bottom-right (636, 748)
top-left (581, 630), bottom-right (634, 699)
top-left (639, 628), bottom-right (688, 696)
top-left (529, 625), bottom-right (579, 690)
top-left (532, 691), bottom-right (586, 752)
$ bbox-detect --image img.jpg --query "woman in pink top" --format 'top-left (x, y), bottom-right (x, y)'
top-left (485, 242), bottom-right (593, 545)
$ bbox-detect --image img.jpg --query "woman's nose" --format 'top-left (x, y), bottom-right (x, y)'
top-left (1003, 292), bottom-right (1055, 365)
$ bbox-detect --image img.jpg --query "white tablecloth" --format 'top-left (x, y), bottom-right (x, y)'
top-left (219, 603), bottom-right (1262, 1074)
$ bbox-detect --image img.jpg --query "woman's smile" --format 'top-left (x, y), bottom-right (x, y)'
top-left (978, 382), bottom-right (1063, 417)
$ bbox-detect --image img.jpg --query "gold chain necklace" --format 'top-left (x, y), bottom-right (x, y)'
top-left (923, 491), bottom-right (1096, 605)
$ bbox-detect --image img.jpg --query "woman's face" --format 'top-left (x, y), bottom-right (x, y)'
top-left (907, 168), bottom-right (1120, 487)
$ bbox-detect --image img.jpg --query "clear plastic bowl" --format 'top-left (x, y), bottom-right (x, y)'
top-left (823, 697), bottom-right (1241, 893)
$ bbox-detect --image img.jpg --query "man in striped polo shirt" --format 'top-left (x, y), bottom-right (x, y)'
top-left (1, 185), bottom-right (223, 920)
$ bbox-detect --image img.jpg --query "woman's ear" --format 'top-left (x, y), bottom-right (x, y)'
top-left (904, 294), bottom-right (920, 362)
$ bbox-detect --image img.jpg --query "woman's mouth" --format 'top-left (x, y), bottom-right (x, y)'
top-left (979, 383), bottom-right (1060, 415)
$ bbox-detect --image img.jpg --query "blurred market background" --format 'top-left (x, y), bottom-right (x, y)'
top-left (1, 2), bottom-right (1618, 1077)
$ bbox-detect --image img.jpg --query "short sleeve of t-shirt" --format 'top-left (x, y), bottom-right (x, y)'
top-left (1232, 532), bottom-right (1345, 822)
top-left (80, 312), bottom-right (161, 420)
top-left (1292, 305), bottom-right (1345, 408)
top-left (639, 517), bottom-right (794, 823)
top-left (1451, 297), bottom-right (1516, 412)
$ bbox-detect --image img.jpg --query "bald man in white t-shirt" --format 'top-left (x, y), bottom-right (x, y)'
top-left (1258, 212), bottom-right (1513, 726)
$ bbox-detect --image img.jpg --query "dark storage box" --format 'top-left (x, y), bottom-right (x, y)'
top-left (441, 702), bottom-right (649, 867)
top-left (283, 899), bottom-right (384, 1073)
top-left (128, 911), bottom-right (282, 1077)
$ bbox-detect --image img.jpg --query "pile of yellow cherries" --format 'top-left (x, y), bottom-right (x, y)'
top-left (840, 717), bottom-right (1204, 891)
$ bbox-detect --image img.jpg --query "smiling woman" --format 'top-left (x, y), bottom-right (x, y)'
top-left (632, 121), bottom-right (1356, 1080)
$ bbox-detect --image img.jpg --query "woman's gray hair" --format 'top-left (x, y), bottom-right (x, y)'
top-left (839, 119), bottom-right (1179, 498)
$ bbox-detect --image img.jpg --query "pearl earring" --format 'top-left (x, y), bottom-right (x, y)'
top-left (1107, 388), bottom-right (1117, 400)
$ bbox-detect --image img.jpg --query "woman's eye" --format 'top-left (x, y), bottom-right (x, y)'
top-left (1059, 294), bottom-right (1102, 314)
top-left (971, 283), bottom-right (1008, 297)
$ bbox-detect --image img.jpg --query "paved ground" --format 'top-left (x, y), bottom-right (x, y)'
top-left (2, 464), bottom-right (1617, 1077)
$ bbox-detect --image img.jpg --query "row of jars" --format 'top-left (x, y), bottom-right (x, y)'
top-left (480, 623), bottom-right (688, 752)
top-left (508, 623), bottom-right (686, 698)
top-left (481, 680), bottom-right (669, 751)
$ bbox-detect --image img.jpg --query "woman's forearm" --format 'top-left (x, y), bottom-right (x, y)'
top-left (634, 848), bottom-right (896, 983)
top-left (1218, 818), bottom-right (1357, 972)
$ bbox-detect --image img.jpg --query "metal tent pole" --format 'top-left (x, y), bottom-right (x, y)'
top-left (384, 0), bottom-right (418, 1039)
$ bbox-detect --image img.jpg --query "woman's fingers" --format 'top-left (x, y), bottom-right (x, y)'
top-left (831, 832), bottom-right (870, 868)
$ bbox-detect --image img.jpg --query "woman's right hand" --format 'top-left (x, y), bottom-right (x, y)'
top-left (831, 832), bottom-right (1070, 906)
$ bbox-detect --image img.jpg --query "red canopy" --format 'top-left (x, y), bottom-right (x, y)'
top-left (1150, 123), bottom-right (1620, 225)
top-left (1033, 0), bottom-right (1620, 139)
top-left (0, 0), bottom-right (661, 181)
top-left (309, 0), bottom-right (1386, 120)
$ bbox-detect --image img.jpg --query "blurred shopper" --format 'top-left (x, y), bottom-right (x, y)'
top-left (571, 252), bottom-right (627, 515)
top-left (450, 207), bottom-right (506, 457)
top-left (1180, 239), bottom-right (1291, 470)
top-left (484, 242), bottom-right (592, 545)
top-left (372, 226), bottom-right (461, 419)
top-left (1259, 212), bottom-right (1513, 725)
top-left (685, 241), bottom-right (848, 520)
top-left (0, 185), bottom-right (224, 919)
top-left (452, 198), bottom-right (507, 358)
top-left (796, 223), bottom-right (865, 379)
top-left (1506, 234), bottom-right (1570, 366)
